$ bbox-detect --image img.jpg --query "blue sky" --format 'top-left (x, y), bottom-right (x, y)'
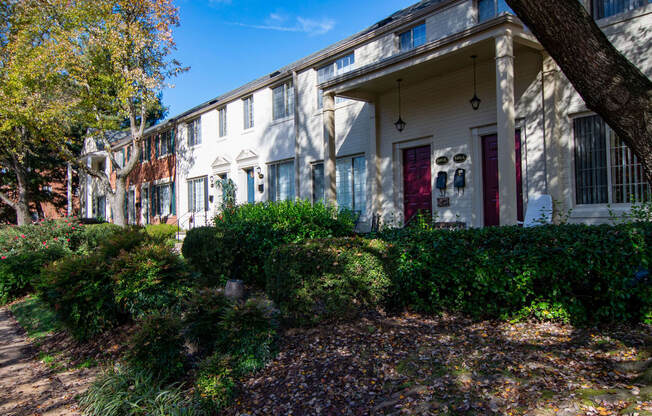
top-left (163, 0), bottom-right (417, 116)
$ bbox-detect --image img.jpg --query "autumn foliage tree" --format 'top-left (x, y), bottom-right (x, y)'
top-left (70, 0), bottom-right (185, 226)
top-left (0, 1), bottom-right (81, 225)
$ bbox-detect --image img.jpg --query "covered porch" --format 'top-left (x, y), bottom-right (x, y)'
top-left (320, 16), bottom-right (546, 228)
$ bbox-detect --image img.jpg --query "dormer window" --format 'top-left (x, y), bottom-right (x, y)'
top-left (398, 23), bottom-right (426, 52)
top-left (477, 0), bottom-right (514, 23)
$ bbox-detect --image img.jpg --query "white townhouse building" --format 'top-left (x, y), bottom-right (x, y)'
top-left (81, 0), bottom-right (652, 231)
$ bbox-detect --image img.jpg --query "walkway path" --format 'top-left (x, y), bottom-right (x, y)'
top-left (0, 307), bottom-right (79, 416)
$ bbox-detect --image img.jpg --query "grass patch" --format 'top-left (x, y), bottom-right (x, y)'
top-left (38, 351), bottom-right (66, 372)
top-left (9, 295), bottom-right (60, 339)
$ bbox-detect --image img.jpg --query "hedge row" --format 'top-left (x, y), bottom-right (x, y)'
top-left (182, 201), bottom-right (355, 286)
top-left (264, 223), bottom-right (651, 325)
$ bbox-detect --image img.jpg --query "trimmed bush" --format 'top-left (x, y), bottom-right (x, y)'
top-left (181, 227), bottom-right (222, 283)
top-left (75, 223), bottom-right (122, 253)
top-left (183, 201), bottom-right (355, 286)
top-left (127, 313), bottom-right (186, 383)
top-left (0, 245), bottom-right (68, 304)
top-left (38, 253), bottom-right (121, 340)
top-left (265, 237), bottom-right (394, 326)
top-left (111, 243), bottom-right (192, 318)
top-left (145, 223), bottom-right (178, 244)
top-left (182, 288), bottom-right (231, 354)
top-left (0, 218), bottom-right (83, 257)
top-left (213, 297), bottom-right (279, 376)
top-left (194, 354), bottom-right (236, 413)
top-left (379, 223), bottom-right (652, 324)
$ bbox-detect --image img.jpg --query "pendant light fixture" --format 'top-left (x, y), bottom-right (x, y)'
top-left (470, 55), bottom-right (481, 111)
top-left (394, 79), bottom-right (406, 132)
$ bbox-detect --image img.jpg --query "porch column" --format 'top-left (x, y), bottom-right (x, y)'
top-left (368, 100), bottom-right (380, 217)
top-left (67, 162), bottom-right (72, 216)
top-left (323, 92), bottom-right (337, 206)
top-left (495, 30), bottom-right (518, 225)
top-left (292, 71), bottom-right (301, 200)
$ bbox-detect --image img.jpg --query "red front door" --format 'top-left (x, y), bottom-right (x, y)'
top-left (481, 131), bottom-right (523, 226)
top-left (403, 145), bottom-right (432, 223)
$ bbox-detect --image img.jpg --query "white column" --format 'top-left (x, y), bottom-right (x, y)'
top-left (368, 100), bottom-right (381, 221)
top-left (323, 92), bottom-right (337, 206)
top-left (67, 163), bottom-right (72, 216)
top-left (495, 30), bottom-right (518, 225)
top-left (292, 71), bottom-right (301, 200)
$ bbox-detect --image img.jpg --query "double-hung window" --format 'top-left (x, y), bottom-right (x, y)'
top-left (158, 130), bottom-right (174, 157)
top-left (591, 0), bottom-right (650, 19)
top-left (218, 107), bottom-right (227, 137)
top-left (317, 53), bottom-right (355, 108)
top-left (243, 96), bottom-right (254, 130)
top-left (336, 156), bottom-right (366, 215)
top-left (272, 82), bottom-right (294, 120)
top-left (187, 119), bottom-right (201, 147)
top-left (268, 160), bottom-right (295, 202)
top-left (151, 182), bottom-right (175, 217)
top-left (574, 115), bottom-right (649, 205)
top-left (477, 0), bottom-right (514, 22)
top-left (398, 23), bottom-right (426, 52)
top-left (140, 138), bottom-right (152, 162)
top-left (188, 177), bottom-right (208, 213)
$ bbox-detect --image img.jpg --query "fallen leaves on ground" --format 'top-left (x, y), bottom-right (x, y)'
top-left (227, 313), bottom-right (652, 415)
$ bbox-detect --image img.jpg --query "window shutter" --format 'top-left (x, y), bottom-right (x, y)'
top-left (197, 120), bottom-right (202, 144)
top-left (188, 181), bottom-right (193, 212)
top-left (155, 136), bottom-right (160, 158)
top-left (204, 178), bottom-right (209, 211)
top-left (170, 129), bottom-right (175, 154)
top-left (151, 186), bottom-right (157, 217)
top-left (171, 182), bottom-right (176, 215)
top-left (269, 165), bottom-right (277, 202)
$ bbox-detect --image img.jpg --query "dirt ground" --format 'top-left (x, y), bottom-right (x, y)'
top-left (0, 307), bottom-right (83, 416)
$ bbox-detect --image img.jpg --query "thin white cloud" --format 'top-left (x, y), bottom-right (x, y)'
top-left (227, 14), bottom-right (335, 36)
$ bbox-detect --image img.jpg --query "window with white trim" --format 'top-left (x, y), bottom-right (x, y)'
top-left (398, 23), bottom-right (426, 52)
top-left (187, 119), bottom-right (201, 146)
top-left (574, 115), bottom-right (649, 205)
top-left (591, 0), bottom-right (650, 19)
top-left (218, 107), bottom-right (227, 137)
top-left (268, 160), bottom-right (295, 202)
top-left (188, 177), bottom-right (208, 212)
top-left (243, 96), bottom-right (254, 130)
top-left (272, 82), bottom-right (294, 120)
top-left (317, 53), bottom-right (355, 108)
top-left (158, 130), bottom-right (174, 157)
top-left (336, 156), bottom-right (366, 215)
top-left (477, 0), bottom-right (514, 22)
top-left (152, 182), bottom-right (175, 217)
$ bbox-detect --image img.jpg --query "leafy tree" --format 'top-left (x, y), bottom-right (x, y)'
top-left (0, 1), bottom-right (82, 224)
top-left (70, 0), bottom-right (186, 226)
top-left (505, 0), bottom-right (652, 183)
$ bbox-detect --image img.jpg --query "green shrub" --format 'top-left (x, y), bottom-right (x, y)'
top-left (0, 218), bottom-right (83, 257)
top-left (96, 227), bottom-right (147, 259)
top-left (111, 244), bottom-right (192, 318)
top-left (0, 245), bottom-right (68, 304)
top-left (79, 366), bottom-right (198, 416)
top-left (379, 223), bottom-right (652, 324)
top-left (127, 313), bottom-right (186, 384)
top-left (75, 223), bottom-right (122, 253)
top-left (183, 201), bottom-right (355, 287)
top-left (181, 227), bottom-right (222, 284)
top-left (265, 237), bottom-right (394, 326)
top-left (213, 297), bottom-right (279, 376)
top-left (145, 223), bottom-right (178, 244)
top-left (194, 354), bottom-right (236, 413)
top-left (38, 253), bottom-right (121, 340)
top-left (513, 300), bottom-right (571, 324)
top-left (182, 288), bottom-right (231, 353)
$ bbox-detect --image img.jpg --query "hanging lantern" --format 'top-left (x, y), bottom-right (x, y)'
top-left (470, 55), bottom-right (482, 111)
top-left (394, 79), bottom-right (406, 132)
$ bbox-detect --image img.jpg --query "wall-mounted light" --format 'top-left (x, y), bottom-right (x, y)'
top-left (256, 166), bottom-right (264, 180)
top-left (470, 55), bottom-right (481, 111)
top-left (209, 175), bottom-right (215, 188)
top-left (394, 79), bottom-right (406, 132)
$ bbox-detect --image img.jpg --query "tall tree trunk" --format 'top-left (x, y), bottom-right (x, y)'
top-left (504, 0), bottom-right (652, 183)
top-left (112, 176), bottom-right (127, 227)
top-left (13, 156), bottom-right (31, 225)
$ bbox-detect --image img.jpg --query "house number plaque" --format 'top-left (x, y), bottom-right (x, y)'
top-left (453, 153), bottom-right (467, 163)
top-left (435, 156), bottom-right (449, 166)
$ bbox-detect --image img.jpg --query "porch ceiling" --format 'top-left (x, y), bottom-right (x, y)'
top-left (322, 18), bottom-right (542, 101)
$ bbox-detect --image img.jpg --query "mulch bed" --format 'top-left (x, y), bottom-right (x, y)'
top-left (227, 313), bottom-right (652, 416)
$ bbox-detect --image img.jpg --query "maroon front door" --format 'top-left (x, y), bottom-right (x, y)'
top-left (403, 145), bottom-right (432, 223)
top-left (481, 131), bottom-right (523, 226)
